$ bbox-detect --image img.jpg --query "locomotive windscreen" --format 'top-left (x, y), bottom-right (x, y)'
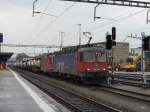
top-left (80, 51), bottom-right (106, 62)
top-left (80, 52), bottom-right (95, 62)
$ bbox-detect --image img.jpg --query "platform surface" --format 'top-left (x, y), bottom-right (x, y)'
top-left (0, 69), bottom-right (44, 112)
top-left (0, 69), bottom-right (70, 112)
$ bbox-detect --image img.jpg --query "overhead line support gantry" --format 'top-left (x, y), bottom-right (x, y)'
top-left (61, 0), bottom-right (150, 23)
top-left (62, 0), bottom-right (150, 8)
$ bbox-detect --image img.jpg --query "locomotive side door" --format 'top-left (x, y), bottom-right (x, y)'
top-left (58, 62), bottom-right (64, 73)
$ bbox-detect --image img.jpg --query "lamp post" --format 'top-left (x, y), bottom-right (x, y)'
top-left (78, 24), bottom-right (81, 46)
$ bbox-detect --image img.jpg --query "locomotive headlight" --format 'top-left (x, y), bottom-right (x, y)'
top-left (103, 68), bottom-right (106, 71)
top-left (108, 66), bottom-right (111, 69)
top-left (87, 68), bottom-right (91, 71)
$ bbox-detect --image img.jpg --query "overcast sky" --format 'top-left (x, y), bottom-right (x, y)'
top-left (1, 0), bottom-right (150, 54)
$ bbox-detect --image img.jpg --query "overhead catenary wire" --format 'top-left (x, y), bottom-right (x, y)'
top-left (35, 3), bottom-right (76, 38)
top-left (35, 0), bottom-right (53, 24)
top-left (32, 2), bottom-right (146, 48)
top-left (34, 2), bottom-right (145, 37)
top-left (32, 0), bottom-right (53, 44)
top-left (88, 9), bottom-right (146, 32)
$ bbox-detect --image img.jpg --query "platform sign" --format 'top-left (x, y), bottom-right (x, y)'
top-left (0, 33), bottom-right (3, 43)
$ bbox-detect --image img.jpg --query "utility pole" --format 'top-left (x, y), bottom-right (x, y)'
top-left (94, 1), bottom-right (103, 21)
top-left (78, 24), bottom-right (81, 46)
top-left (60, 32), bottom-right (64, 50)
top-left (141, 35), bottom-right (144, 72)
top-left (146, 9), bottom-right (150, 24)
top-left (33, 0), bottom-right (38, 17)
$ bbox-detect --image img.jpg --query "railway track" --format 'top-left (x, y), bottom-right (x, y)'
top-left (114, 75), bottom-right (142, 81)
top-left (98, 85), bottom-right (150, 103)
top-left (15, 69), bottom-right (121, 112)
top-left (113, 74), bottom-right (150, 88)
top-left (114, 78), bottom-right (146, 87)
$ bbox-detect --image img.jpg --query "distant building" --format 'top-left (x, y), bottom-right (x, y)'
top-left (113, 42), bottom-right (129, 64)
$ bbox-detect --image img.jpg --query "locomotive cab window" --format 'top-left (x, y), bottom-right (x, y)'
top-left (80, 52), bottom-right (95, 62)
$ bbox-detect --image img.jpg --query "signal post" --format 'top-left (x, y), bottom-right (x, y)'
top-left (106, 27), bottom-right (116, 84)
top-left (111, 27), bottom-right (116, 76)
top-left (142, 35), bottom-right (150, 85)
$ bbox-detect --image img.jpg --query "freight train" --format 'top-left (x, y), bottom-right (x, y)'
top-left (14, 45), bottom-right (112, 84)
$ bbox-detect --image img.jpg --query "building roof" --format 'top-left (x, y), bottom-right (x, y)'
top-left (0, 52), bottom-right (13, 64)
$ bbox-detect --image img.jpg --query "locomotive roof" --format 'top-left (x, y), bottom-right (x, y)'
top-left (61, 42), bottom-right (105, 52)
top-left (54, 45), bottom-right (105, 54)
top-left (78, 47), bottom-right (105, 52)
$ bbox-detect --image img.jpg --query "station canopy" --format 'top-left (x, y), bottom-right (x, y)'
top-left (0, 52), bottom-right (13, 64)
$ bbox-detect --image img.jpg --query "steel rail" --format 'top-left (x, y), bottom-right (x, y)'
top-left (98, 84), bottom-right (150, 103)
top-left (114, 78), bottom-right (150, 88)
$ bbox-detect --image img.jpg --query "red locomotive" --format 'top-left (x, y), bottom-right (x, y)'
top-left (41, 54), bottom-right (54, 73)
top-left (16, 45), bottom-right (112, 84)
top-left (53, 46), bottom-right (111, 84)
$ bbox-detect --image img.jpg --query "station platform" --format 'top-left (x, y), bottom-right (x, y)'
top-left (0, 69), bottom-right (70, 112)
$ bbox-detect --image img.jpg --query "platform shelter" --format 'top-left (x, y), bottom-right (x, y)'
top-left (0, 52), bottom-right (13, 69)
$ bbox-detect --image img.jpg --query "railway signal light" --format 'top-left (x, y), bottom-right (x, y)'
top-left (143, 36), bottom-right (150, 50)
top-left (106, 35), bottom-right (112, 50)
top-left (112, 27), bottom-right (116, 40)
